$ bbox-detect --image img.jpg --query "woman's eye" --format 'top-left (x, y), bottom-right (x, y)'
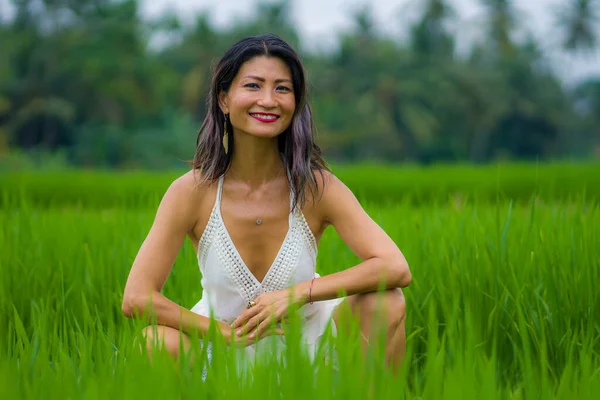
top-left (244, 83), bottom-right (291, 92)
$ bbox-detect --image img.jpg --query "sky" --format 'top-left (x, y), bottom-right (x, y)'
top-left (1, 0), bottom-right (598, 84)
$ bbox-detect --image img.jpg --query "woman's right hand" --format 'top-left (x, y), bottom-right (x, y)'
top-left (222, 324), bottom-right (284, 348)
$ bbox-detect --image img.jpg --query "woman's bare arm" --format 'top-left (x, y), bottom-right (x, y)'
top-left (293, 171), bottom-right (412, 302)
top-left (231, 171), bottom-right (411, 335)
top-left (121, 172), bottom-right (230, 338)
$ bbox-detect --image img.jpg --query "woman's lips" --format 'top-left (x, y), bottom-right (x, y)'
top-left (250, 113), bottom-right (280, 123)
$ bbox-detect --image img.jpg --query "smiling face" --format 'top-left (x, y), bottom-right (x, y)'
top-left (219, 56), bottom-right (296, 140)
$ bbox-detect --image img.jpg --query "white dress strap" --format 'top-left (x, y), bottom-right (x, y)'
top-left (216, 174), bottom-right (224, 206)
top-left (287, 172), bottom-right (296, 226)
top-left (196, 175), bottom-right (223, 274)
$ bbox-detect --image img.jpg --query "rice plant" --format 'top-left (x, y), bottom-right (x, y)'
top-left (1, 166), bottom-right (598, 399)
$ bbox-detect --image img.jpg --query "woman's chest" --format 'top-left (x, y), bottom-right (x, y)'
top-left (198, 210), bottom-right (318, 296)
top-left (201, 233), bottom-right (317, 290)
top-left (191, 188), bottom-right (324, 274)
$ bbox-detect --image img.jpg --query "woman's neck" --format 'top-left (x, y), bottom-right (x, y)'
top-left (227, 132), bottom-right (285, 189)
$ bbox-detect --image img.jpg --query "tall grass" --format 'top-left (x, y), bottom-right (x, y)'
top-left (1, 169), bottom-right (599, 398)
top-left (2, 162), bottom-right (599, 208)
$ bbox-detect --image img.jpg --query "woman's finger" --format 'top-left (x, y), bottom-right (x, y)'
top-left (257, 326), bottom-right (285, 341)
top-left (233, 307), bottom-right (259, 328)
top-left (250, 315), bottom-right (278, 340)
top-left (238, 311), bottom-right (268, 336)
top-left (233, 304), bottom-right (262, 328)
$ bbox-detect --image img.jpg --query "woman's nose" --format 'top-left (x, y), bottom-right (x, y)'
top-left (257, 90), bottom-right (277, 108)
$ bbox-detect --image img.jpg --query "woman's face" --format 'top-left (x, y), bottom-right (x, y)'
top-left (219, 56), bottom-right (296, 140)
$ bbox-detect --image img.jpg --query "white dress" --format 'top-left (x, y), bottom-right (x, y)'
top-left (191, 174), bottom-right (344, 362)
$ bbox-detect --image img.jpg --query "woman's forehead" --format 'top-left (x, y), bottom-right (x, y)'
top-left (236, 56), bottom-right (292, 81)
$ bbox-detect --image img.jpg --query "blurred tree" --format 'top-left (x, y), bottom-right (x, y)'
top-left (410, 0), bottom-right (456, 59)
top-left (479, 0), bottom-right (518, 57)
top-left (229, 0), bottom-right (300, 49)
top-left (571, 78), bottom-right (600, 147)
top-left (3, 0), bottom-right (157, 157)
top-left (320, 6), bottom-right (446, 161)
top-left (461, 0), bottom-right (566, 161)
top-left (158, 13), bottom-right (224, 119)
top-left (0, 0), bottom-right (598, 166)
top-left (556, 0), bottom-right (599, 53)
top-left (311, 6), bottom-right (396, 159)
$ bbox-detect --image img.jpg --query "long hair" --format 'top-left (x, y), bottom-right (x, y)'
top-left (192, 34), bottom-right (329, 211)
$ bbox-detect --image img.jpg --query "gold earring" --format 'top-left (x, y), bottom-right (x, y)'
top-left (223, 116), bottom-right (229, 154)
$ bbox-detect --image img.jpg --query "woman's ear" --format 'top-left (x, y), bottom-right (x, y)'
top-left (218, 90), bottom-right (229, 114)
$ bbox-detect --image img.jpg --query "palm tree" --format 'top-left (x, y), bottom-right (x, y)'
top-left (478, 0), bottom-right (519, 57)
top-left (464, 0), bottom-right (570, 161)
top-left (572, 78), bottom-right (600, 152)
top-left (556, 0), bottom-right (600, 53)
top-left (345, 6), bottom-right (443, 161)
top-left (229, 0), bottom-right (301, 50)
top-left (410, 0), bottom-right (456, 58)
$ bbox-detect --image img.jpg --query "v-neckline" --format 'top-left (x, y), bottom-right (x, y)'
top-left (216, 176), bottom-right (294, 287)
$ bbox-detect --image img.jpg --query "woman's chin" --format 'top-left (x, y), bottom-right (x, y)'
top-left (242, 129), bottom-right (285, 140)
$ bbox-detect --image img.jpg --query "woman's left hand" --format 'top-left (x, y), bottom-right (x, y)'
top-left (232, 288), bottom-right (306, 340)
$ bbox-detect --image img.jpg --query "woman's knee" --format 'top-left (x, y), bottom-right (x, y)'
top-left (387, 288), bottom-right (406, 320)
top-left (354, 288), bottom-right (406, 326)
top-left (141, 325), bottom-right (190, 358)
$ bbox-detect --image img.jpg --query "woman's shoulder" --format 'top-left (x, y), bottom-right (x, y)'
top-left (312, 168), bottom-right (343, 199)
top-left (156, 169), bottom-right (220, 235)
top-left (162, 169), bottom-right (216, 209)
top-left (310, 168), bottom-right (358, 216)
top-left (307, 168), bottom-right (344, 213)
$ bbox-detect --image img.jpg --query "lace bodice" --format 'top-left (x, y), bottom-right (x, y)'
top-left (195, 174), bottom-right (318, 324)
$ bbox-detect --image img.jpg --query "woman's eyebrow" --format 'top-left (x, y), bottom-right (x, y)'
top-left (243, 75), bottom-right (292, 83)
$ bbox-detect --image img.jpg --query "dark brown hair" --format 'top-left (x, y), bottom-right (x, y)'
top-left (192, 34), bottom-right (328, 211)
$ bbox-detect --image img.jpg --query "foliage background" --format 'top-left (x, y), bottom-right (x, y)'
top-left (1, 0), bottom-right (599, 170)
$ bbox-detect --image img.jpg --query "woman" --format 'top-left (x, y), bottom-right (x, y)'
top-left (121, 34), bottom-right (412, 371)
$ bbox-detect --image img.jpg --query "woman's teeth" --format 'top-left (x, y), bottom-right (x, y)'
top-left (251, 114), bottom-right (278, 120)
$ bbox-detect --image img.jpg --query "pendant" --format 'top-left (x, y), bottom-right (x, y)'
top-left (256, 219), bottom-right (262, 225)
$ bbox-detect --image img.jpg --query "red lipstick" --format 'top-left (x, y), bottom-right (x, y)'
top-left (249, 113), bottom-right (280, 123)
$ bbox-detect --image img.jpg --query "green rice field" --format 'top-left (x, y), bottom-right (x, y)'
top-left (1, 163), bottom-right (599, 399)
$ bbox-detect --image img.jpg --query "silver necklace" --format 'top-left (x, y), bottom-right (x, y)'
top-left (231, 168), bottom-right (283, 226)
